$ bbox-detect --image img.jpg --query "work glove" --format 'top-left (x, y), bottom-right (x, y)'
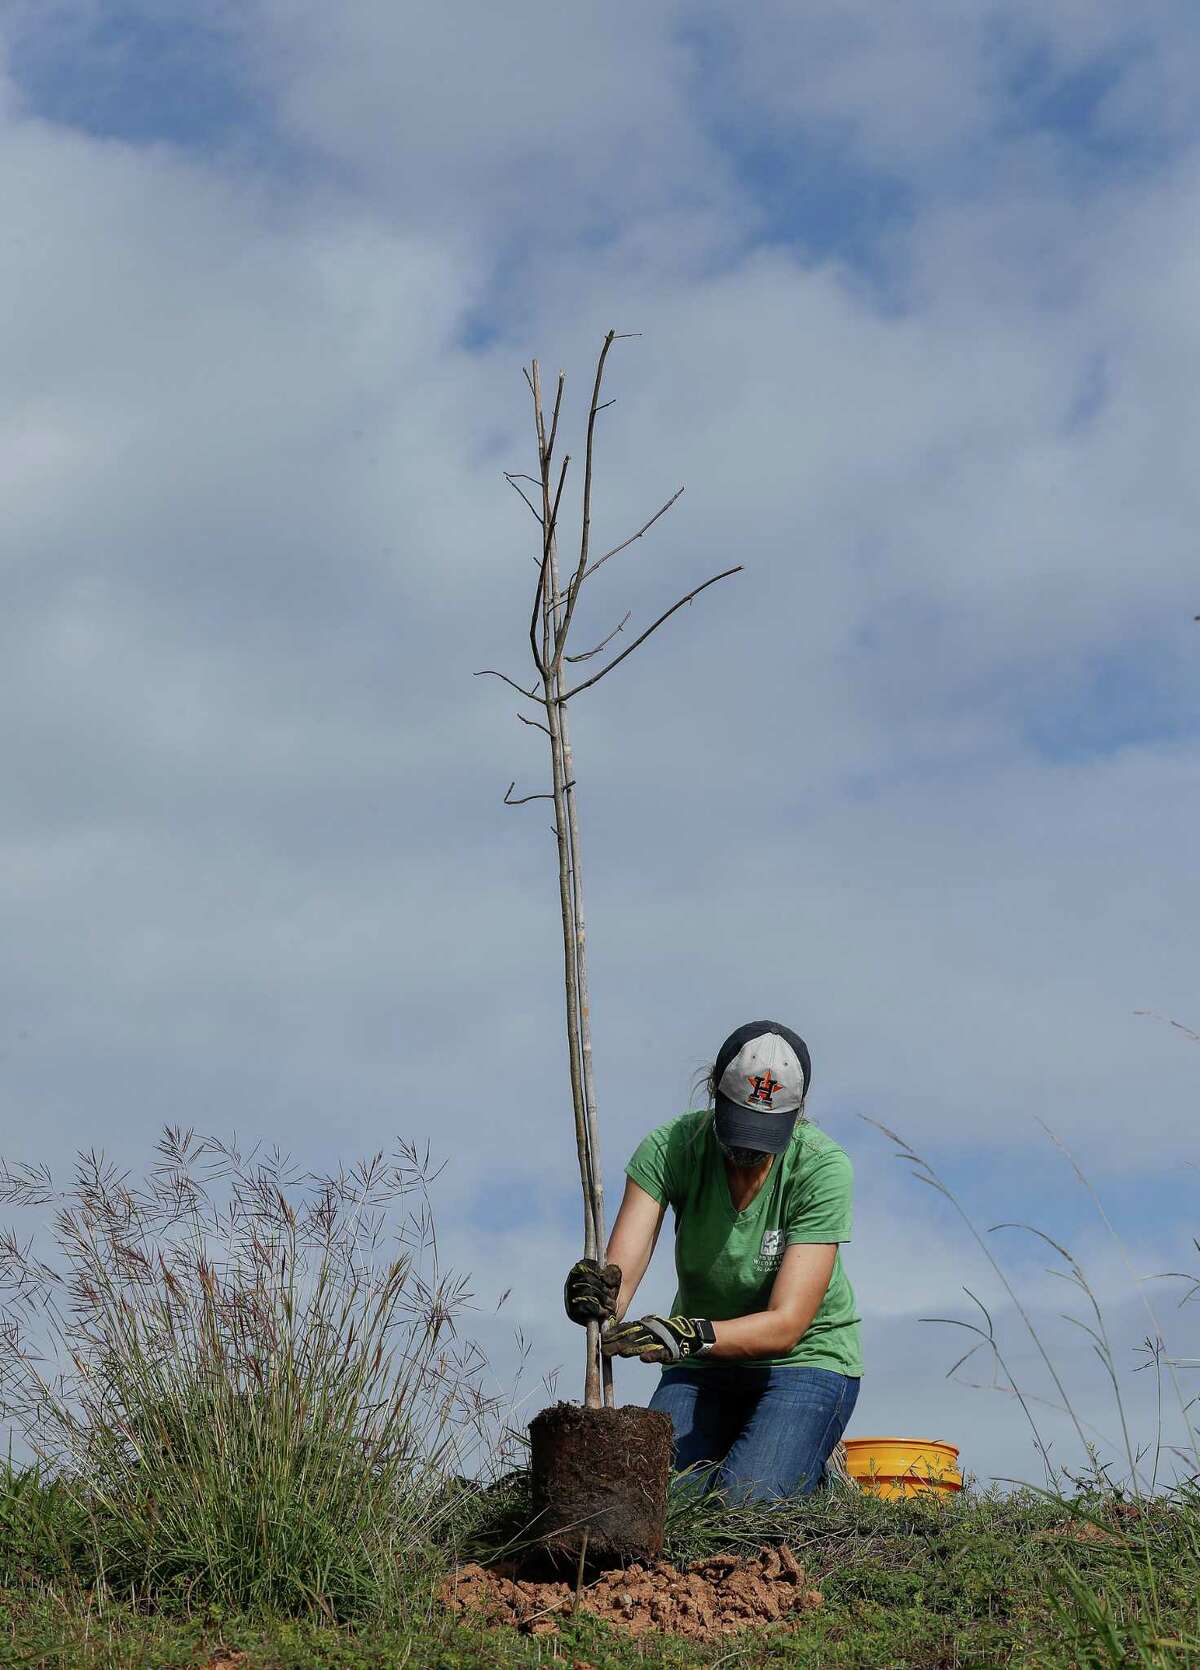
top-left (564, 1258), bottom-right (621, 1326)
top-left (601, 1314), bottom-right (716, 1363)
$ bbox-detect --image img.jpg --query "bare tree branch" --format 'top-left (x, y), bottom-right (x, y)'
top-left (566, 611), bottom-right (631, 664)
top-left (504, 474), bottom-right (543, 523)
top-left (547, 455), bottom-right (570, 547)
top-left (504, 780), bottom-right (572, 806)
top-left (582, 487), bottom-right (684, 582)
top-left (529, 453), bottom-right (570, 679)
top-left (517, 711), bottom-right (551, 736)
top-left (559, 566), bottom-right (743, 700)
top-left (474, 669), bottom-right (539, 701)
top-left (555, 330), bottom-right (616, 665)
top-left (546, 371), bottom-right (565, 465)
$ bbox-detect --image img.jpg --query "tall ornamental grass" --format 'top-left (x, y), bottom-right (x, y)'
top-left (867, 1108), bottom-right (1200, 1667)
top-left (0, 1128), bottom-right (515, 1619)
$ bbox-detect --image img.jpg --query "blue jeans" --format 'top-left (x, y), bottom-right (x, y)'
top-left (649, 1362), bottom-right (859, 1504)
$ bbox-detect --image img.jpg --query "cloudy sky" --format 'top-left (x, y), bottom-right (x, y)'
top-left (2, 1), bottom-right (1199, 1486)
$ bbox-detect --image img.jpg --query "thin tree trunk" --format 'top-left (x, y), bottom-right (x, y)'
top-left (488, 340), bottom-right (740, 1410)
top-left (545, 678), bottom-right (602, 1404)
top-left (559, 708), bottom-right (614, 1405)
top-left (533, 362), bottom-right (604, 1406)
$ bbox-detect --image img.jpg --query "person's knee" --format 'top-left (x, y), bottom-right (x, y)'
top-left (652, 1375), bottom-right (731, 1474)
top-left (718, 1450), bottom-right (827, 1504)
top-left (669, 1458), bottom-right (722, 1498)
top-left (714, 1464), bottom-right (778, 1507)
top-left (671, 1430), bottom-right (726, 1474)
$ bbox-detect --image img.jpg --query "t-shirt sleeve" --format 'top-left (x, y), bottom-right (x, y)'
top-left (786, 1146), bottom-right (854, 1244)
top-left (625, 1119), bottom-right (683, 1207)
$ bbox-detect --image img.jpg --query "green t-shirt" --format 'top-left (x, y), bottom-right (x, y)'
top-left (625, 1111), bottom-right (862, 1377)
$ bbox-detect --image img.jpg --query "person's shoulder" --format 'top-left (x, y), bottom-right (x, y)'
top-left (789, 1121), bottom-right (852, 1171)
top-left (631, 1109), bottom-right (710, 1160)
top-left (627, 1110), bottom-right (710, 1204)
top-left (654, 1108), bottom-right (711, 1153)
top-left (674, 1108), bottom-right (712, 1138)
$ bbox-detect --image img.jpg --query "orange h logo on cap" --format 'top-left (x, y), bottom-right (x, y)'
top-left (747, 1071), bottom-right (783, 1107)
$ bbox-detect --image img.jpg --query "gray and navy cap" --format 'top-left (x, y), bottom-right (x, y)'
top-left (713, 1020), bottom-right (811, 1155)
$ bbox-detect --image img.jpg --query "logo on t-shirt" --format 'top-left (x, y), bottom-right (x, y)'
top-left (757, 1229), bottom-right (784, 1271)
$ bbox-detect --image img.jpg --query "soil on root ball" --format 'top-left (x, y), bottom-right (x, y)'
top-left (528, 1401), bottom-right (671, 1564)
top-left (440, 1544), bottom-right (823, 1640)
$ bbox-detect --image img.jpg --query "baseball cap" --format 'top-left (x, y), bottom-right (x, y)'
top-left (713, 1020), bottom-right (811, 1155)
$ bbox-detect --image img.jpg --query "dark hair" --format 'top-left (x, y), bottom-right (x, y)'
top-left (692, 1061), bottom-right (719, 1109)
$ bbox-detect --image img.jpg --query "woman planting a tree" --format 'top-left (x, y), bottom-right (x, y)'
top-left (493, 343), bottom-right (847, 1532)
top-left (564, 1020), bottom-right (861, 1504)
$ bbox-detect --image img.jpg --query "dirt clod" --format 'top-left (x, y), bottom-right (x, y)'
top-left (440, 1546), bottom-right (822, 1640)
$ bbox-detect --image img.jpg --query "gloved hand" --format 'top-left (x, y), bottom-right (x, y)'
top-left (564, 1258), bottom-right (622, 1326)
top-left (600, 1314), bottom-right (716, 1362)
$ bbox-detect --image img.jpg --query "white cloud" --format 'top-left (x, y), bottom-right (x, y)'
top-left (695, 0), bottom-right (1200, 172)
top-left (1, 1), bottom-right (1198, 1480)
top-left (250, 0), bottom-right (720, 247)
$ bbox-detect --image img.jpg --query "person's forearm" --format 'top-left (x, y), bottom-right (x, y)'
top-left (599, 1178), bottom-right (669, 1324)
top-left (605, 1229), bottom-right (650, 1321)
top-left (706, 1244), bottom-right (835, 1359)
top-left (708, 1309), bottom-right (810, 1360)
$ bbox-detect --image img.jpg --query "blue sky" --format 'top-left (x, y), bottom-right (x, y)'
top-left (1, 0), bottom-right (1199, 1485)
top-left (7, 5), bottom-right (251, 147)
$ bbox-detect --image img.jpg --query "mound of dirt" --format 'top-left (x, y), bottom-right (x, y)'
top-left (440, 1545), bottom-right (823, 1640)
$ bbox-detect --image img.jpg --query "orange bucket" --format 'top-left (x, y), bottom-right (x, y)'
top-left (843, 1437), bottom-right (962, 1500)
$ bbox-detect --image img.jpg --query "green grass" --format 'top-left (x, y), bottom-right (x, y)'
top-left (5, 1123), bottom-right (1200, 1666)
top-left (0, 1131), bottom-right (520, 1624)
top-left (6, 1461), bottom-right (1200, 1668)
